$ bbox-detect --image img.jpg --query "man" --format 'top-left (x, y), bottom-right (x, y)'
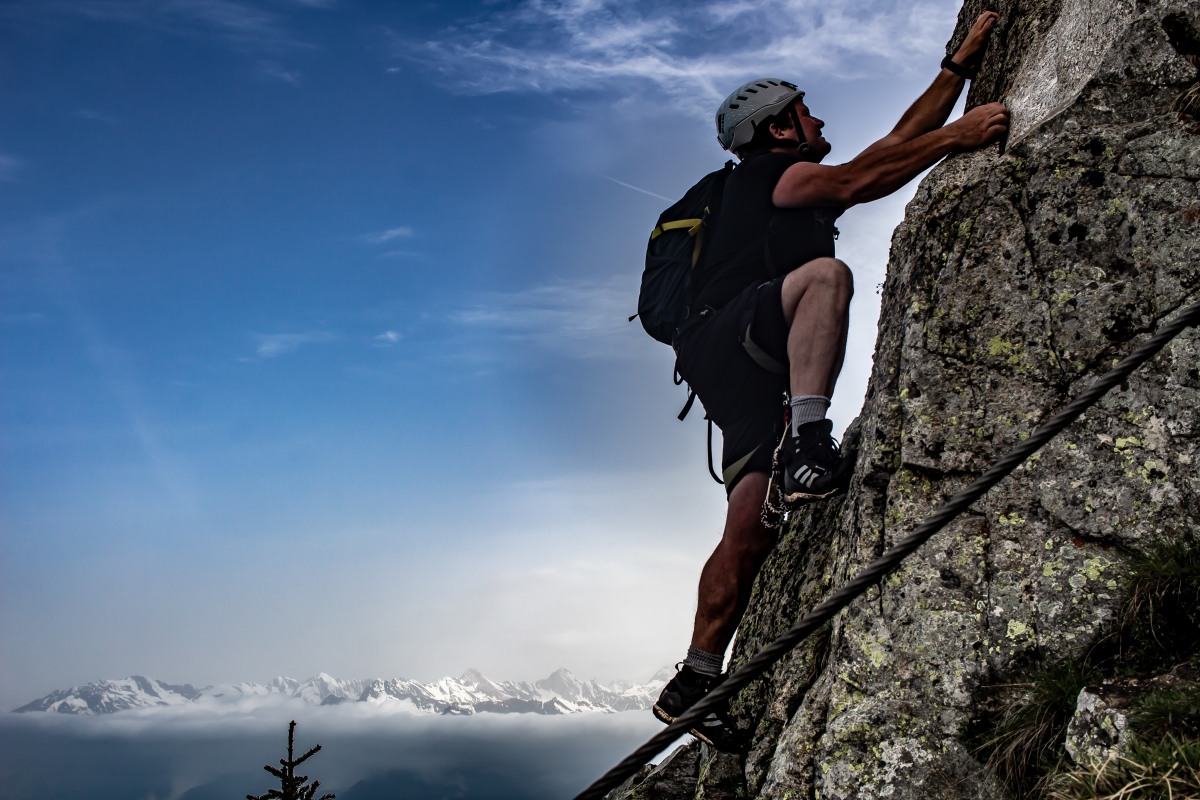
top-left (653, 12), bottom-right (1010, 749)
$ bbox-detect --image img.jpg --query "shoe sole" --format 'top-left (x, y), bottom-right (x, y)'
top-left (780, 485), bottom-right (845, 505)
top-left (767, 463), bottom-right (846, 506)
top-left (652, 703), bottom-right (719, 748)
top-left (768, 431), bottom-right (858, 509)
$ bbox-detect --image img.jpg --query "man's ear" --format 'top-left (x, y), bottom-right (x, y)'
top-left (768, 119), bottom-right (794, 141)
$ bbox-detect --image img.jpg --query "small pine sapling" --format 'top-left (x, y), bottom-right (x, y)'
top-left (247, 720), bottom-right (335, 800)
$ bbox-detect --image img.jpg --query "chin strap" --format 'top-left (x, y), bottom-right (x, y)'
top-left (785, 106), bottom-right (813, 159)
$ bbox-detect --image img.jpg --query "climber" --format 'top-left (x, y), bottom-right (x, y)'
top-left (653, 12), bottom-right (1010, 750)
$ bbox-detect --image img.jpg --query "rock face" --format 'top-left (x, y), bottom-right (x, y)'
top-left (617, 0), bottom-right (1199, 796)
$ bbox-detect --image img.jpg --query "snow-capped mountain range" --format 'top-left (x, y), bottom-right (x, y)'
top-left (14, 668), bottom-right (672, 716)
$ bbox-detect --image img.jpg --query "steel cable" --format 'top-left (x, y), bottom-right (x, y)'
top-left (573, 296), bottom-right (1200, 800)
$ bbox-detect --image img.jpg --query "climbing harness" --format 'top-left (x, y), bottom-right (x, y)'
top-left (573, 297), bottom-right (1200, 800)
top-left (761, 395), bottom-right (796, 527)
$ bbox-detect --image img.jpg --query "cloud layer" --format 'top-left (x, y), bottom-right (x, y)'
top-left (450, 276), bottom-right (644, 361)
top-left (0, 708), bottom-right (667, 800)
top-left (398, 0), bottom-right (959, 111)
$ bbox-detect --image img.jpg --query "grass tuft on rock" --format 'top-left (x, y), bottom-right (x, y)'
top-left (979, 661), bottom-right (1098, 795)
top-left (1114, 530), bottom-right (1200, 672)
top-left (1045, 735), bottom-right (1200, 800)
top-left (1173, 82), bottom-right (1200, 118)
top-left (1131, 683), bottom-right (1200, 741)
top-left (972, 531), bottom-right (1200, 798)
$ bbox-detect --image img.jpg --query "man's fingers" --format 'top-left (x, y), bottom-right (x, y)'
top-left (957, 102), bottom-right (1009, 146)
top-left (986, 105), bottom-right (1010, 141)
top-left (975, 10), bottom-right (1000, 29)
top-left (960, 11), bottom-right (1001, 58)
top-left (969, 12), bottom-right (1000, 42)
top-left (974, 102), bottom-right (1008, 118)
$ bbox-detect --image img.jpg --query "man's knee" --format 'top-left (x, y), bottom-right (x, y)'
top-left (783, 257), bottom-right (854, 310)
top-left (806, 257), bottom-right (853, 296)
top-left (829, 258), bottom-right (854, 298)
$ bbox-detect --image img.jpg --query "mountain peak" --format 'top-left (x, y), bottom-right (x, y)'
top-left (15, 670), bottom-right (664, 717)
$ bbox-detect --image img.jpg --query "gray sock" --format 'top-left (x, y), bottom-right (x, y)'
top-left (790, 395), bottom-right (830, 436)
top-left (684, 646), bottom-right (723, 677)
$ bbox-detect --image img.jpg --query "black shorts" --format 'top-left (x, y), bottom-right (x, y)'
top-left (674, 278), bottom-right (790, 496)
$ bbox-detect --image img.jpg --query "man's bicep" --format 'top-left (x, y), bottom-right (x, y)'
top-left (772, 162), bottom-right (854, 208)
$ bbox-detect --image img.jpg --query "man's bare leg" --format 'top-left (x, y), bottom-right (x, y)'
top-left (776, 257), bottom-right (854, 501)
top-left (688, 259), bottom-right (852, 657)
top-left (690, 472), bottom-right (777, 655)
top-left (653, 475), bottom-right (773, 749)
top-left (780, 257), bottom-right (853, 397)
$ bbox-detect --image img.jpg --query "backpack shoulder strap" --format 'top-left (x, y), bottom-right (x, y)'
top-left (650, 218), bottom-right (703, 240)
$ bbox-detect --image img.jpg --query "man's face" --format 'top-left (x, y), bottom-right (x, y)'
top-left (793, 100), bottom-right (831, 161)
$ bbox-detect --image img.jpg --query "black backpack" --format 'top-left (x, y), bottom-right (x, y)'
top-left (631, 161), bottom-right (735, 484)
top-left (632, 161), bottom-right (734, 345)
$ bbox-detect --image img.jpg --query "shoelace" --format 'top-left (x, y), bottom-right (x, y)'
top-left (791, 430), bottom-right (840, 466)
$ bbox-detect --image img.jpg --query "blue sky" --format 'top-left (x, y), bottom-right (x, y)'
top-left (1, 0), bottom-right (967, 709)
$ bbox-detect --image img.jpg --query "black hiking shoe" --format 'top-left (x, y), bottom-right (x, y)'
top-left (780, 419), bottom-right (856, 505)
top-left (652, 665), bottom-right (747, 753)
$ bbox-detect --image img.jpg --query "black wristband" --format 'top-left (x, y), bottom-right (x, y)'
top-left (941, 54), bottom-right (976, 79)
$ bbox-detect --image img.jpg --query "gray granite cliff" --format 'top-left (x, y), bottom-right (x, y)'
top-left (614, 0), bottom-right (1199, 796)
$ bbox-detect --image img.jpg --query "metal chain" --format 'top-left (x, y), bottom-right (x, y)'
top-left (573, 297), bottom-right (1200, 800)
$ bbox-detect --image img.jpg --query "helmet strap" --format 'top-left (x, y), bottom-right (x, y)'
top-left (767, 107), bottom-right (812, 158)
top-left (786, 106), bottom-right (814, 159)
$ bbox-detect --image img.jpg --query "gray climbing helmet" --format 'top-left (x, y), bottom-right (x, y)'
top-left (715, 78), bottom-right (804, 153)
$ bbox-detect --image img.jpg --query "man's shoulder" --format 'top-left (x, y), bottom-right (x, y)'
top-left (727, 151), bottom-right (804, 197)
top-left (770, 157), bottom-right (848, 212)
top-left (739, 150), bottom-right (804, 172)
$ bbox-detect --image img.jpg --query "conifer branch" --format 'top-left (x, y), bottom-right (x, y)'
top-left (246, 721), bottom-right (335, 800)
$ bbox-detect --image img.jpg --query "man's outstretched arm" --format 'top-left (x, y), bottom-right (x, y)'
top-left (859, 11), bottom-right (1000, 156)
top-left (773, 10), bottom-right (1007, 211)
top-left (773, 101), bottom-right (1009, 209)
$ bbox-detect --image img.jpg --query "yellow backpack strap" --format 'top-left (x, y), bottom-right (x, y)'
top-left (689, 207), bottom-right (711, 266)
top-left (650, 218), bottom-right (703, 241)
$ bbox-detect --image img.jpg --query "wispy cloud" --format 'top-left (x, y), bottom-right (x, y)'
top-left (450, 275), bottom-right (645, 361)
top-left (165, 0), bottom-right (285, 41)
top-left (0, 709), bottom-right (658, 800)
top-left (392, 0), bottom-right (958, 112)
top-left (4, 0), bottom-right (327, 53)
top-left (604, 175), bottom-right (672, 202)
top-left (0, 311), bottom-right (49, 325)
top-left (1, 208), bottom-right (203, 512)
top-left (75, 109), bottom-right (119, 125)
top-left (251, 331), bottom-right (335, 358)
top-left (373, 330), bottom-right (401, 346)
top-left (258, 60), bottom-right (302, 84)
top-left (362, 225), bottom-right (414, 244)
top-left (0, 154), bottom-right (23, 182)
